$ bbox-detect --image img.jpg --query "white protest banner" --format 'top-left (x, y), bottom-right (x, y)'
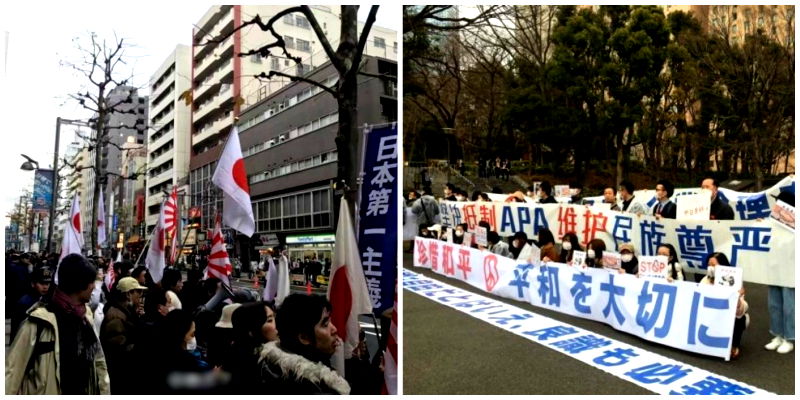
top-left (602, 251), bottom-right (621, 270)
top-left (413, 237), bottom-right (739, 359)
top-left (715, 266), bottom-right (743, 292)
top-left (581, 175), bottom-right (795, 221)
top-left (475, 226), bottom-right (488, 247)
top-left (638, 256), bottom-right (669, 280)
top-left (445, 227), bottom-right (453, 243)
top-left (437, 200), bottom-right (794, 288)
top-left (676, 191), bottom-right (711, 220)
top-left (571, 250), bottom-right (587, 267)
top-left (404, 269), bottom-right (771, 395)
top-left (770, 200), bottom-right (794, 231)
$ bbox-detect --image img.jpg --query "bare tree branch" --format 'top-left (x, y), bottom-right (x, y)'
top-left (255, 71), bottom-right (337, 97)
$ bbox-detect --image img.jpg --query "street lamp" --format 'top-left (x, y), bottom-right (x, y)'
top-left (20, 154), bottom-right (39, 171)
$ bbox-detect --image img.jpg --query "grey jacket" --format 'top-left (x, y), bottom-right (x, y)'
top-left (411, 195), bottom-right (439, 226)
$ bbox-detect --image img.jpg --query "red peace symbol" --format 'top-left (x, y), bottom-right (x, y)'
top-left (483, 255), bottom-right (499, 292)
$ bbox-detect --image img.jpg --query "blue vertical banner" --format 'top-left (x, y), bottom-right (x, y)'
top-left (32, 169), bottom-right (54, 213)
top-left (357, 124), bottom-right (398, 313)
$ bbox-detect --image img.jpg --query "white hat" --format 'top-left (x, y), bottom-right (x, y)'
top-left (215, 303), bottom-right (243, 328)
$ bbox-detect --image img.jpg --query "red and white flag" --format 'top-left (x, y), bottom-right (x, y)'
top-left (105, 251), bottom-right (121, 291)
top-left (164, 187), bottom-right (179, 264)
top-left (206, 215), bottom-right (232, 287)
top-left (145, 201), bottom-right (167, 283)
top-left (327, 200), bottom-right (372, 359)
top-left (382, 283), bottom-right (398, 395)
top-left (59, 193), bottom-right (84, 277)
top-left (97, 189), bottom-right (106, 246)
top-left (211, 126), bottom-right (255, 237)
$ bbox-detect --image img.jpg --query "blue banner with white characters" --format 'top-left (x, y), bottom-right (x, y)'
top-left (404, 268), bottom-right (772, 395)
top-left (32, 169), bottom-right (54, 213)
top-left (357, 124), bottom-right (398, 313)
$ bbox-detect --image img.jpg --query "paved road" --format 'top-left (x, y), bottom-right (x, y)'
top-left (403, 252), bottom-right (794, 395)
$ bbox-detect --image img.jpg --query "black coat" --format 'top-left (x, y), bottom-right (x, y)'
top-left (710, 197), bottom-right (734, 220)
top-left (652, 201), bottom-right (676, 219)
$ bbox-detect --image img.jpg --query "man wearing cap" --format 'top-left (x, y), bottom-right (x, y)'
top-left (6, 254), bottom-right (110, 395)
top-left (10, 267), bottom-right (52, 340)
top-left (100, 277), bottom-right (147, 394)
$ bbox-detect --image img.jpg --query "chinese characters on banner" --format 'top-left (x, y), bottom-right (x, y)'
top-left (357, 125), bottom-right (397, 313)
top-left (437, 200), bottom-right (794, 288)
top-left (414, 237), bottom-right (740, 359)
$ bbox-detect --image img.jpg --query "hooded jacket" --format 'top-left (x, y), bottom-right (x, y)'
top-left (257, 341), bottom-right (350, 395)
top-left (5, 302), bottom-right (110, 395)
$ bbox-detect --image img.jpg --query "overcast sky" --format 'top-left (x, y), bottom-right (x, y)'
top-left (0, 3), bottom-right (399, 224)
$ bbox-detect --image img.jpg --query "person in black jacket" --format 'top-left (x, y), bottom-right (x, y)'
top-left (652, 180), bottom-right (677, 219)
top-left (702, 177), bottom-right (734, 220)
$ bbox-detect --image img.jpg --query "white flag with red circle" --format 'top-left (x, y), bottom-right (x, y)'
top-left (59, 192), bottom-right (84, 268)
top-left (206, 215), bottom-right (232, 287)
top-left (211, 126), bottom-right (255, 237)
top-left (327, 199), bottom-right (372, 359)
top-left (146, 201), bottom-right (167, 283)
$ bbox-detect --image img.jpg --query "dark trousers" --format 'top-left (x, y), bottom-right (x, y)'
top-left (732, 315), bottom-right (747, 348)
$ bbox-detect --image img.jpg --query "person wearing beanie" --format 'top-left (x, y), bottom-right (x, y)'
top-left (6, 254), bottom-right (110, 395)
top-left (618, 242), bottom-right (639, 275)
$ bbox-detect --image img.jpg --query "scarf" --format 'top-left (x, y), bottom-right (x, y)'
top-left (52, 288), bottom-right (87, 319)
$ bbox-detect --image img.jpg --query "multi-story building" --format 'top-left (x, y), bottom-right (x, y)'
top-left (234, 55), bottom-right (397, 263)
top-left (113, 136), bottom-right (148, 253)
top-left (145, 45), bottom-right (192, 232)
top-left (189, 5), bottom-right (397, 230)
top-left (80, 85), bottom-right (148, 248)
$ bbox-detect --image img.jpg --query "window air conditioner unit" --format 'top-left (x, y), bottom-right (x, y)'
top-left (267, 139), bottom-right (276, 147)
top-left (278, 135), bottom-right (286, 142)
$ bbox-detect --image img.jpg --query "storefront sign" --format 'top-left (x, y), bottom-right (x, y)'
top-left (286, 233), bottom-right (335, 244)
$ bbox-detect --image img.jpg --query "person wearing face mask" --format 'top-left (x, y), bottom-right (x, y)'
top-left (701, 177), bottom-right (734, 220)
top-left (701, 252), bottom-right (748, 360)
top-left (159, 309), bottom-right (214, 393)
top-left (618, 243), bottom-right (638, 275)
top-left (656, 244), bottom-right (684, 282)
top-left (452, 223), bottom-right (468, 245)
top-left (454, 189), bottom-right (468, 202)
top-left (509, 232), bottom-right (533, 262)
top-left (100, 277), bottom-right (148, 394)
top-left (585, 239), bottom-right (607, 268)
top-left (559, 232), bottom-right (582, 264)
top-left (652, 180), bottom-right (677, 219)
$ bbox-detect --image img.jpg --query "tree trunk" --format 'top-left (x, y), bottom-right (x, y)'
top-left (91, 90), bottom-right (106, 255)
top-left (336, 5), bottom-right (361, 221)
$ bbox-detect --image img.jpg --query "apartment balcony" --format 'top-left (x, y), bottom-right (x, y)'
top-left (193, 112), bottom-right (233, 147)
top-left (150, 88), bottom-right (174, 120)
top-left (194, 59), bottom-right (233, 101)
top-left (149, 149), bottom-right (174, 172)
top-left (149, 126), bottom-right (174, 149)
top-left (148, 168), bottom-right (173, 188)
top-left (194, 6), bottom-right (223, 42)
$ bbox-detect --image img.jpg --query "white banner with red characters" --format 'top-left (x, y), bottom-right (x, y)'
top-left (413, 237), bottom-right (739, 359)
top-left (437, 201), bottom-right (795, 287)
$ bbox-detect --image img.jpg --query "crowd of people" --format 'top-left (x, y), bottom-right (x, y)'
top-left (406, 177), bottom-right (795, 362)
top-left (287, 256), bottom-right (331, 287)
top-left (5, 250), bottom-right (384, 395)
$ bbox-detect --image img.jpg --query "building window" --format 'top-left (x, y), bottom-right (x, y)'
top-left (296, 63), bottom-right (311, 76)
top-left (271, 57), bottom-right (280, 70)
top-left (374, 37), bottom-right (386, 48)
top-left (284, 36), bottom-right (294, 49)
top-left (283, 14), bottom-right (294, 25)
top-left (253, 187), bottom-right (332, 233)
top-left (393, 41), bottom-right (397, 53)
top-left (296, 39), bottom-right (311, 52)
top-left (251, 54), bottom-right (262, 63)
top-left (295, 15), bottom-right (310, 29)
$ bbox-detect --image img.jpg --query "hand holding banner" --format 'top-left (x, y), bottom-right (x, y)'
top-left (639, 256), bottom-right (669, 280)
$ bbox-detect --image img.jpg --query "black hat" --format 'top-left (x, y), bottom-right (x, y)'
top-left (32, 267), bottom-right (53, 284)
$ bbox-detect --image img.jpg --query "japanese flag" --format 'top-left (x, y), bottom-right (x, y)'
top-left (212, 126), bottom-right (255, 237)
top-left (327, 199), bottom-right (372, 360)
top-left (58, 193), bottom-right (84, 281)
top-left (97, 188), bottom-right (107, 246)
top-left (146, 201), bottom-right (167, 283)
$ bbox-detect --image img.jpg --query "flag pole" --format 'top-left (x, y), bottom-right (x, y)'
top-left (134, 227), bottom-right (154, 267)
